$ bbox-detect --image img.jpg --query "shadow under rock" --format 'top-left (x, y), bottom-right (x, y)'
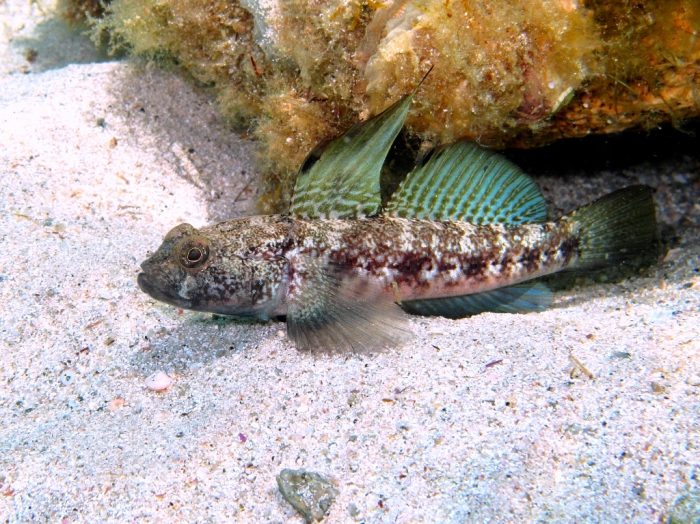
top-left (504, 123), bottom-right (700, 177)
top-left (130, 309), bottom-right (284, 374)
top-left (506, 127), bottom-right (700, 219)
top-left (105, 63), bottom-right (259, 223)
top-left (11, 16), bottom-right (110, 73)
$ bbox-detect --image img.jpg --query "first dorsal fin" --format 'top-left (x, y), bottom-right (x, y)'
top-left (289, 92), bottom-right (415, 220)
top-left (384, 141), bottom-right (548, 225)
top-left (289, 67), bottom-right (436, 220)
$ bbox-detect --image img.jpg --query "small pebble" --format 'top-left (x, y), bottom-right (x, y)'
top-left (107, 398), bottom-right (125, 411)
top-left (59, 369), bottom-right (75, 387)
top-left (145, 371), bottom-right (172, 392)
top-left (686, 375), bottom-right (700, 387)
top-left (667, 489), bottom-right (700, 523)
top-left (611, 351), bottom-right (631, 359)
top-left (651, 381), bottom-right (666, 393)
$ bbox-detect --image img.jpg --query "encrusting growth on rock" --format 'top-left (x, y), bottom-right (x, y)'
top-left (75, 0), bottom-right (700, 213)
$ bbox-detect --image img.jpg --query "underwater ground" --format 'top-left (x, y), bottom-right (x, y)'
top-left (1, 1), bottom-right (699, 522)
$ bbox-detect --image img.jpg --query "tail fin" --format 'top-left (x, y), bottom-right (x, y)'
top-left (566, 185), bottom-right (657, 271)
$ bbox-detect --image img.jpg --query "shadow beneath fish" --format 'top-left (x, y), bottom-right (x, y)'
top-left (128, 307), bottom-right (283, 374)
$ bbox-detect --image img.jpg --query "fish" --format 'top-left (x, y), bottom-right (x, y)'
top-left (137, 83), bottom-right (657, 352)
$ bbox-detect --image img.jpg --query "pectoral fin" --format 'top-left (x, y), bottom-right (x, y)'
top-left (285, 257), bottom-right (410, 352)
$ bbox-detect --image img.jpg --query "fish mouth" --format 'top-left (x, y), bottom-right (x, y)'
top-left (137, 272), bottom-right (193, 309)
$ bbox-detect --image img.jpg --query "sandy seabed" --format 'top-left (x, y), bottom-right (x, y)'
top-left (1, 2), bottom-right (699, 522)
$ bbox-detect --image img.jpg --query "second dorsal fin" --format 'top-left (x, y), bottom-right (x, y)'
top-left (384, 141), bottom-right (548, 225)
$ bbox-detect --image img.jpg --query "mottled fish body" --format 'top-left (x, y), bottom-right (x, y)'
top-left (292, 217), bottom-right (578, 302)
top-left (138, 80), bottom-right (657, 351)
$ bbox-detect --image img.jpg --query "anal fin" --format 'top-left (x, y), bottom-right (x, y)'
top-left (286, 258), bottom-right (411, 352)
top-left (401, 282), bottom-right (552, 319)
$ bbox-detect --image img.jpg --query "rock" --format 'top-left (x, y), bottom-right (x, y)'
top-left (667, 489), bottom-right (700, 524)
top-left (78, 0), bottom-right (700, 212)
top-left (276, 468), bottom-right (338, 523)
top-left (59, 368), bottom-right (75, 386)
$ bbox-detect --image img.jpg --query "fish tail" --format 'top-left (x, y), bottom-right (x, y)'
top-left (566, 185), bottom-right (657, 271)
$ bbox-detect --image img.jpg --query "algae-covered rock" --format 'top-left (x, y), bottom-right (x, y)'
top-left (78, 0), bottom-right (700, 211)
top-left (276, 468), bottom-right (338, 523)
top-left (667, 489), bottom-right (700, 524)
top-left (58, 0), bottom-right (106, 24)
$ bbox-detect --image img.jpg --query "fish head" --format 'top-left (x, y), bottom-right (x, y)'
top-left (137, 223), bottom-right (289, 318)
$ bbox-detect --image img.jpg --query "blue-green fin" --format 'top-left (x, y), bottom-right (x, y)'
top-left (401, 282), bottom-right (553, 319)
top-left (290, 91), bottom-right (417, 220)
top-left (285, 257), bottom-right (410, 352)
top-left (385, 141), bottom-right (548, 225)
top-left (565, 185), bottom-right (657, 271)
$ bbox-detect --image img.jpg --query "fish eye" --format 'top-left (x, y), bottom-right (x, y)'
top-left (178, 237), bottom-right (210, 269)
top-left (187, 247), bottom-right (203, 262)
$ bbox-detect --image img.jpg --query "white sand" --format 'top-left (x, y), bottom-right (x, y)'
top-left (1, 2), bottom-right (699, 522)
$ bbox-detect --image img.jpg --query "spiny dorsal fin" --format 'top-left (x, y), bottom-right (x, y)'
top-left (385, 141), bottom-right (548, 225)
top-left (401, 282), bottom-right (553, 319)
top-left (285, 257), bottom-right (411, 352)
top-left (290, 90), bottom-right (418, 220)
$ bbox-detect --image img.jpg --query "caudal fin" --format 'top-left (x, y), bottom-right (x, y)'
top-left (567, 185), bottom-right (657, 271)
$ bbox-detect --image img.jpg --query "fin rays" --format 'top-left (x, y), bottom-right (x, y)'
top-left (290, 90), bottom-right (417, 220)
top-left (285, 258), bottom-right (411, 352)
top-left (566, 185), bottom-right (657, 271)
top-left (385, 142), bottom-right (548, 225)
top-left (402, 282), bottom-right (553, 319)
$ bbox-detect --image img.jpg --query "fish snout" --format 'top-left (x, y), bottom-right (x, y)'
top-left (137, 270), bottom-right (193, 309)
top-left (136, 271), bottom-right (151, 294)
